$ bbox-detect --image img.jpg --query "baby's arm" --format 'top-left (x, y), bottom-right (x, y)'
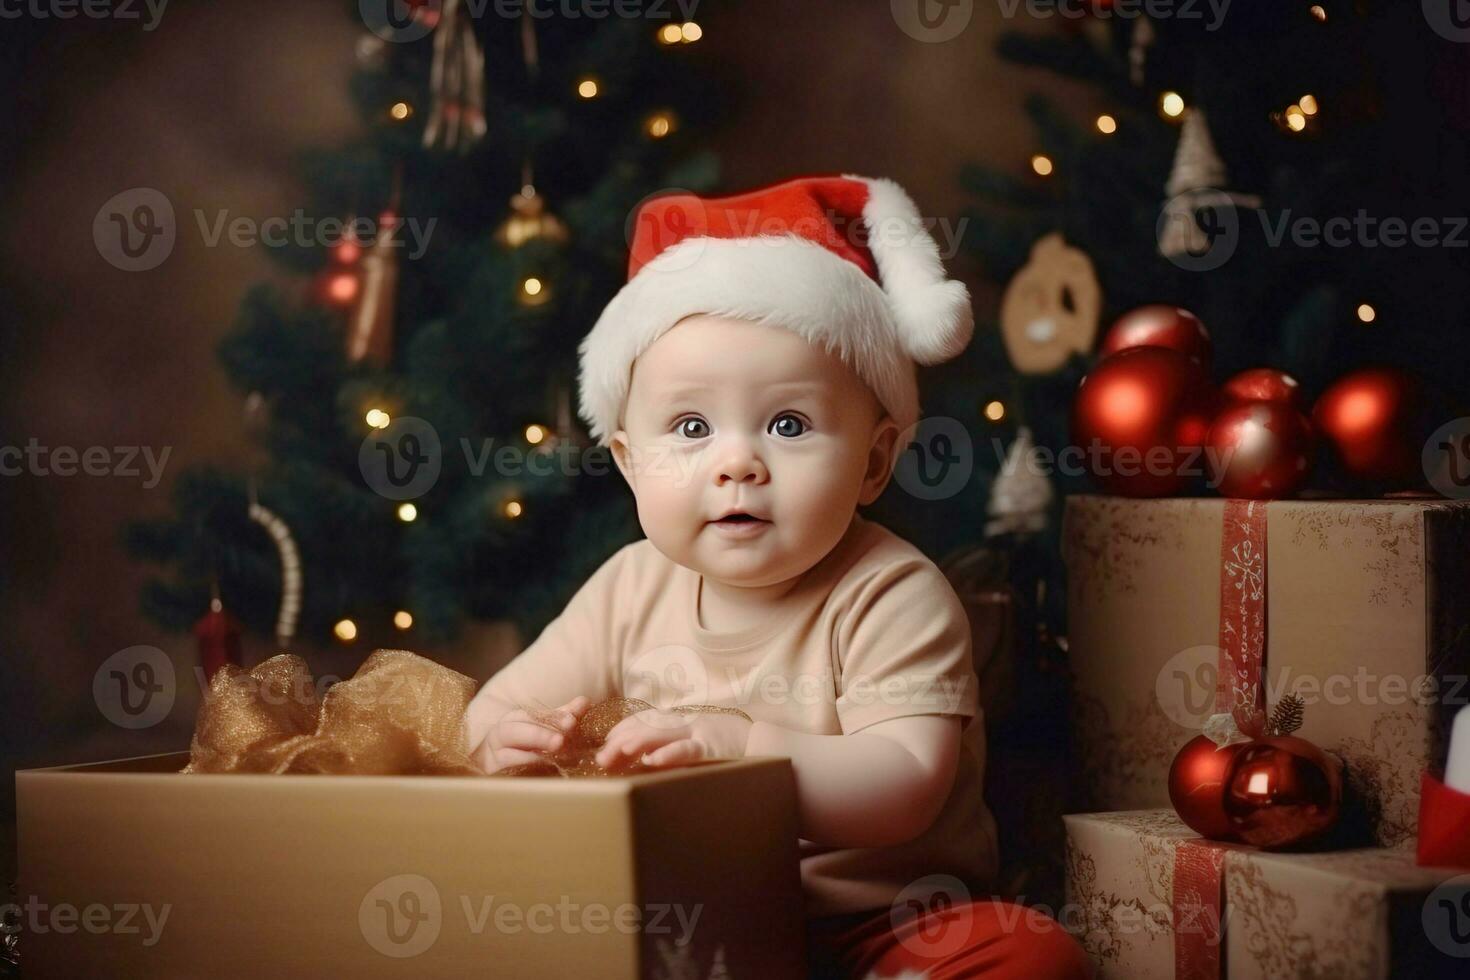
top-left (745, 713), bottom-right (961, 848)
top-left (464, 547), bottom-right (631, 771)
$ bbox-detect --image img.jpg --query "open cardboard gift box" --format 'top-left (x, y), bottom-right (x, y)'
top-left (16, 752), bottom-right (807, 979)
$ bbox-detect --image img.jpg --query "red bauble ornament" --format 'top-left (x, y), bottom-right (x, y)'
top-left (1312, 367), bottom-right (1435, 487)
top-left (1221, 368), bottom-right (1305, 410)
top-left (193, 599), bottom-right (243, 682)
top-left (1169, 735), bottom-right (1245, 841)
top-left (1205, 400), bottom-right (1316, 499)
top-left (1098, 305), bottom-right (1212, 367)
top-left (1072, 346), bottom-right (1218, 496)
top-left (1223, 735), bottom-right (1343, 848)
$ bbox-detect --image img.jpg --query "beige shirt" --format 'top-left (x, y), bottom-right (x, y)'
top-left (469, 513), bottom-right (998, 917)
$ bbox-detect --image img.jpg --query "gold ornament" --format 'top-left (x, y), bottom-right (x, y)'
top-left (495, 185), bottom-right (569, 248)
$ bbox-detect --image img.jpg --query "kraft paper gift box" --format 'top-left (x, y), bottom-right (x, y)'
top-left (1063, 495), bottom-right (1470, 847)
top-left (1063, 809), bottom-right (1470, 980)
top-left (16, 752), bottom-right (806, 980)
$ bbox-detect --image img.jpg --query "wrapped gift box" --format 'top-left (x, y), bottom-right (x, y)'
top-left (16, 752), bottom-right (806, 979)
top-left (1063, 496), bottom-right (1470, 846)
top-left (1063, 809), bottom-right (1469, 980)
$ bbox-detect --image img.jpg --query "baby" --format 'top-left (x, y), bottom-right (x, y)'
top-left (464, 176), bottom-right (1090, 980)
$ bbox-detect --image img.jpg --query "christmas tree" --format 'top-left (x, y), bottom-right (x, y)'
top-left (127, 3), bottom-right (724, 649)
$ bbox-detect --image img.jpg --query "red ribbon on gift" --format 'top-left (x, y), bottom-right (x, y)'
top-left (1173, 839), bottom-right (1229, 980)
top-left (1169, 500), bottom-right (1275, 980)
top-left (1216, 498), bottom-right (1269, 740)
top-left (1418, 772), bottom-right (1470, 868)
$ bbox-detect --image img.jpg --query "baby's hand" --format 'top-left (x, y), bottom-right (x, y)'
top-left (476, 695), bottom-right (593, 773)
top-left (594, 708), bottom-right (753, 771)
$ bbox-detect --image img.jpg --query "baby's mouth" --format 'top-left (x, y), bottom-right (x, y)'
top-left (710, 513), bottom-right (770, 526)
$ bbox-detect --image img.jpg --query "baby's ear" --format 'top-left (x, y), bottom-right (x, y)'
top-left (609, 429), bottom-right (636, 488)
top-left (858, 415), bottom-right (902, 505)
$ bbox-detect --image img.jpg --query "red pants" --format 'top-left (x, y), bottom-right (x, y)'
top-left (806, 899), bottom-right (1094, 980)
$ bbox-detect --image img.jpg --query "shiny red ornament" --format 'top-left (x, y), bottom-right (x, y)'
top-left (1098, 305), bottom-right (1212, 367)
top-left (194, 600), bottom-right (243, 682)
top-left (1221, 368), bottom-right (1305, 410)
top-left (1312, 367), bottom-right (1435, 487)
top-left (1224, 735), bottom-right (1343, 848)
top-left (1206, 400), bottom-right (1316, 499)
top-left (1169, 735), bottom-right (1244, 841)
top-left (1072, 346), bottom-right (1218, 496)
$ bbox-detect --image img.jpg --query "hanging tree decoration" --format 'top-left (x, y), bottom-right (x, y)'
top-left (495, 167), bottom-right (570, 248)
top-left (1129, 17), bottom-right (1155, 87)
top-left (248, 481), bottom-right (303, 651)
top-left (985, 427), bottom-right (1054, 538)
top-left (1158, 108), bottom-right (1262, 260)
top-left (346, 170), bottom-right (402, 366)
top-left (422, 0), bottom-right (487, 153)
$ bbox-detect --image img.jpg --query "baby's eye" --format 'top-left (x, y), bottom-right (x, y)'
top-left (675, 417), bottom-right (710, 439)
top-left (769, 414), bottom-right (807, 438)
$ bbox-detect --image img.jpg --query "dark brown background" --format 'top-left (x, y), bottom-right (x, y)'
top-left (0, 0), bottom-right (1100, 872)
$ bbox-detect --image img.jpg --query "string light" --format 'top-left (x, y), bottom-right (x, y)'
top-left (1285, 105), bottom-right (1307, 132)
top-left (326, 272), bottom-right (359, 305)
top-left (657, 23), bottom-right (682, 44)
top-left (503, 499), bottom-right (524, 519)
top-left (1309, 4), bottom-right (1326, 22)
top-left (333, 619), bottom-right (358, 642)
top-left (389, 101), bottom-right (413, 121)
top-left (1298, 94), bottom-right (1319, 116)
top-left (333, 238), bottom-right (362, 265)
top-left (984, 400), bottom-right (1006, 422)
top-left (1357, 303), bottom-right (1377, 323)
top-left (393, 611), bottom-right (413, 630)
top-left (525, 424), bottom-right (547, 445)
top-left (365, 408), bottom-right (391, 429)
top-left (577, 78), bottom-right (599, 99)
top-left (1096, 114), bottom-right (1117, 135)
top-left (1160, 92), bottom-right (1186, 120)
top-left (646, 111), bottom-right (676, 139)
top-left (1031, 155), bottom-right (1054, 177)
top-left (680, 22), bottom-right (702, 42)
top-left (397, 502), bottom-right (418, 523)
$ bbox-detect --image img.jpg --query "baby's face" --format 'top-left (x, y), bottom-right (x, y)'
top-left (610, 314), bottom-right (899, 588)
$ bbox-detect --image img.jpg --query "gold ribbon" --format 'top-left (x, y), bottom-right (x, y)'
top-left (181, 649), bottom-right (751, 778)
top-left (182, 649), bottom-right (480, 775)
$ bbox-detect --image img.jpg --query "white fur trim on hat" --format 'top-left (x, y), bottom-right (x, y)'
top-left (845, 174), bottom-right (975, 365)
top-left (576, 233), bottom-right (918, 447)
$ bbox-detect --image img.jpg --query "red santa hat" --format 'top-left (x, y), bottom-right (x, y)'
top-left (576, 174), bottom-right (974, 447)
